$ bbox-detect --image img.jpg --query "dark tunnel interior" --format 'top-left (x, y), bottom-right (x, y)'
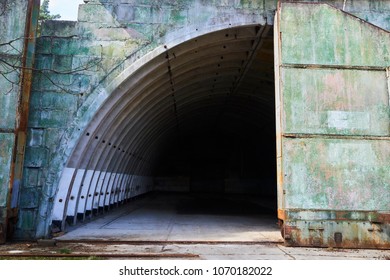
top-left (54, 24), bottom-right (278, 233)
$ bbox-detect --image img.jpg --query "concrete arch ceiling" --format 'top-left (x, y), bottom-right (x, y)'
top-left (52, 24), bottom-right (275, 228)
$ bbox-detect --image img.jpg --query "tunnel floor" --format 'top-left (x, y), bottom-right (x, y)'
top-left (56, 192), bottom-right (282, 242)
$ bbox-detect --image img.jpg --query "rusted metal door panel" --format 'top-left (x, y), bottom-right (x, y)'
top-left (275, 2), bottom-right (390, 248)
top-left (0, 0), bottom-right (40, 243)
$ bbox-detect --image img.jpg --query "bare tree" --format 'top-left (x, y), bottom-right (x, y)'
top-left (0, 0), bottom-right (13, 17)
top-left (0, 0), bottom-right (102, 95)
top-left (0, 39), bottom-right (21, 95)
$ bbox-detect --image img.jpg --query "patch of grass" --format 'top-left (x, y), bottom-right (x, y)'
top-left (58, 248), bottom-right (72, 254)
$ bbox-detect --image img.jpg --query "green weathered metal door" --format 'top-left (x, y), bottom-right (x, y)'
top-left (275, 2), bottom-right (390, 248)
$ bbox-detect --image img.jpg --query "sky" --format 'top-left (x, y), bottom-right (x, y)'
top-left (48, 0), bottom-right (84, 21)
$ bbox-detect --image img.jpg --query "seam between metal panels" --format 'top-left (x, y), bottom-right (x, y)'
top-left (275, 5), bottom-right (284, 219)
top-left (230, 24), bottom-right (266, 95)
top-left (283, 133), bottom-right (390, 140)
top-left (282, 64), bottom-right (388, 71)
top-left (386, 67), bottom-right (390, 108)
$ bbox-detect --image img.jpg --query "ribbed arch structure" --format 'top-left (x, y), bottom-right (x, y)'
top-left (52, 24), bottom-right (276, 229)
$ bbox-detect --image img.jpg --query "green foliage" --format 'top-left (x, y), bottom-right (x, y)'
top-left (38, 0), bottom-right (61, 35)
top-left (0, 0), bottom-right (13, 17)
top-left (58, 248), bottom-right (72, 254)
top-left (39, 0), bottom-right (61, 21)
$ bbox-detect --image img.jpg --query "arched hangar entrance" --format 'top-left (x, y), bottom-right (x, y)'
top-left (52, 24), bottom-right (278, 241)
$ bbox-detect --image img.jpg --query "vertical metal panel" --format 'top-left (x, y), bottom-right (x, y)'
top-left (98, 172), bottom-right (110, 208)
top-left (124, 175), bottom-right (132, 200)
top-left (52, 167), bottom-right (76, 221)
top-left (274, 3), bottom-right (285, 221)
top-left (0, 0), bottom-right (40, 243)
top-left (119, 174), bottom-right (128, 202)
top-left (77, 170), bottom-right (94, 215)
top-left (86, 171), bottom-right (100, 212)
top-left (103, 173), bottom-right (116, 206)
top-left (94, 171), bottom-right (106, 209)
top-left (65, 169), bottom-right (85, 218)
top-left (113, 173), bottom-right (125, 204)
top-left (277, 2), bottom-right (390, 248)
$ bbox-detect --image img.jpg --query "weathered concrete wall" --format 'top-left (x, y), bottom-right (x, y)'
top-left (0, 0), bottom-right (387, 240)
top-left (276, 2), bottom-right (390, 248)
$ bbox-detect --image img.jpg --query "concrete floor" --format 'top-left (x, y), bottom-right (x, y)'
top-left (57, 192), bottom-right (282, 242)
top-left (48, 192), bottom-right (390, 260)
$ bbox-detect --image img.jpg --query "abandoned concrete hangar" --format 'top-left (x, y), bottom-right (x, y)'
top-left (0, 0), bottom-right (389, 248)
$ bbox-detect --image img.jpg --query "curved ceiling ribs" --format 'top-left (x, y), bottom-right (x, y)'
top-left (52, 24), bottom-right (275, 229)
